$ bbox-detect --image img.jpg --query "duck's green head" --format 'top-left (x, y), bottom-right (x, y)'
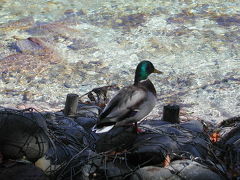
top-left (134, 61), bottom-right (163, 84)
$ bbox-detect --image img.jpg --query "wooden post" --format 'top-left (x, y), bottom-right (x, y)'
top-left (64, 94), bottom-right (79, 116)
top-left (162, 104), bottom-right (180, 123)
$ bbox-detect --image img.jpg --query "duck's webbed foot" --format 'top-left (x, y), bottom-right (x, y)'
top-left (134, 122), bottom-right (144, 133)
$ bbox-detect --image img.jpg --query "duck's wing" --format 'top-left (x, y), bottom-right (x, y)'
top-left (97, 86), bottom-right (147, 126)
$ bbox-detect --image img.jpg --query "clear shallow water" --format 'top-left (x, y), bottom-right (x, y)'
top-left (0, 0), bottom-right (240, 125)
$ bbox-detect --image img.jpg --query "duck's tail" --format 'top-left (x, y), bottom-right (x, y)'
top-left (92, 124), bottom-right (114, 133)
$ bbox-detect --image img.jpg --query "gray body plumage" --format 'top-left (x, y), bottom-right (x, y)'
top-left (95, 79), bottom-right (157, 132)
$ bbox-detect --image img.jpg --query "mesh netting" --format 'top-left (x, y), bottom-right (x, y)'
top-left (0, 107), bottom-right (50, 161)
top-left (0, 86), bottom-right (236, 179)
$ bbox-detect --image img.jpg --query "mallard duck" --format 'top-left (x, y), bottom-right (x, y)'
top-left (94, 61), bottom-right (163, 133)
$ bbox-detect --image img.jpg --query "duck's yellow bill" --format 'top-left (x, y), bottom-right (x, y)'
top-left (154, 69), bottom-right (163, 74)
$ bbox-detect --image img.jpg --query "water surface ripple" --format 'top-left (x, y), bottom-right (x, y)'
top-left (0, 0), bottom-right (240, 125)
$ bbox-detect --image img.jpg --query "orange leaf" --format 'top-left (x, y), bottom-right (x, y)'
top-left (163, 154), bottom-right (171, 167)
top-left (210, 132), bottom-right (220, 142)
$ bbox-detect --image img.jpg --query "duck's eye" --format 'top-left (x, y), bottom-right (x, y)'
top-left (146, 64), bottom-right (153, 73)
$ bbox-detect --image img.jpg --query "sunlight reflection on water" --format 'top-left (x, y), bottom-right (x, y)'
top-left (0, 0), bottom-right (240, 124)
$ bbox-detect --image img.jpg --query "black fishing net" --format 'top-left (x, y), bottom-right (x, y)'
top-left (0, 86), bottom-right (235, 179)
top-left (216, 116), bottom-right (240, 178)
top-left (0, 107), bottom-right (49, 161)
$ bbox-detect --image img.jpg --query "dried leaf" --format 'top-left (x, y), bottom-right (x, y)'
top-left (210, 132), bottom-right (221, 143)
top-left (163, 154), bottom-right (171, 167)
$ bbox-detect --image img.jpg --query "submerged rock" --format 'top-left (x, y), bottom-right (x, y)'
top-left (111, 13), bottom-right (146, 30)
top-left (0, 37), bottom-right (61, 75)
top-left (12, 37), bottom-right (47, 55)
top-left (0, 17), bottom-right (34, 32)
